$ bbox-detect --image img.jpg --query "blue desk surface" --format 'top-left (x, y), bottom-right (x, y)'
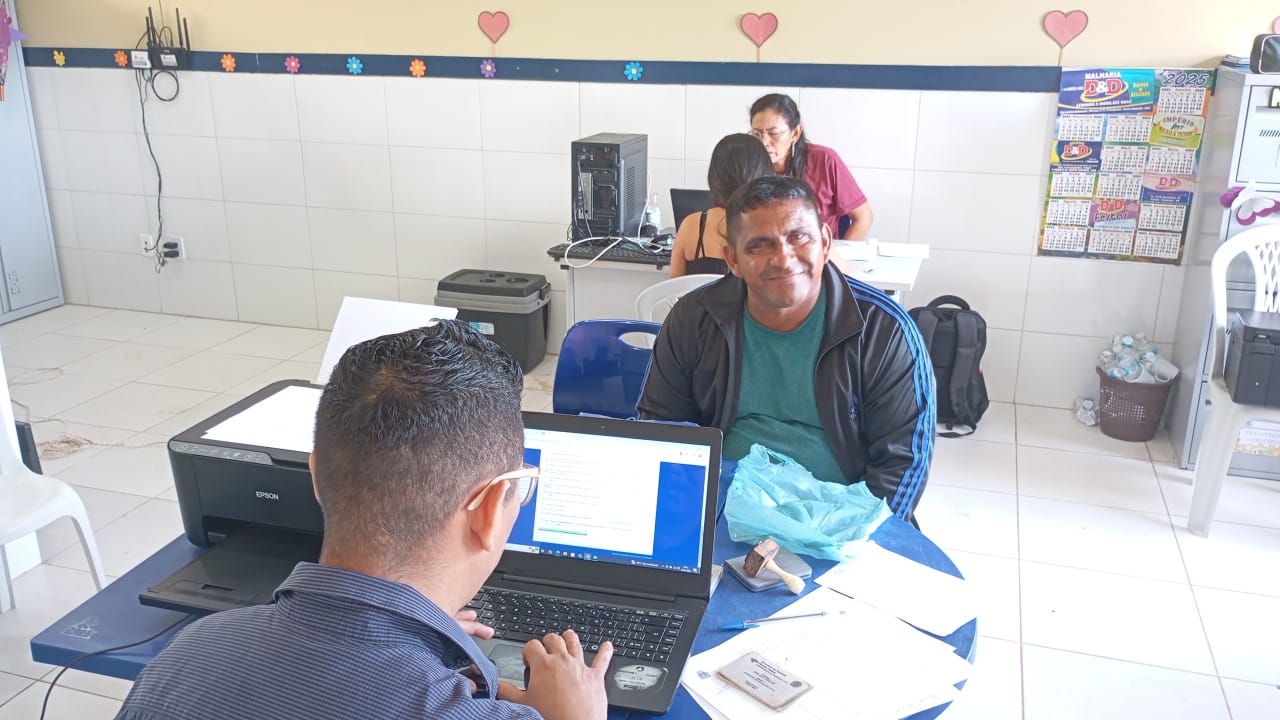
top-left (33, 516), bottom-right (974, 720)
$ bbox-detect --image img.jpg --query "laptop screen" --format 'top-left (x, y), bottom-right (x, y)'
top-left (505, 425), bottom-right (712, 575)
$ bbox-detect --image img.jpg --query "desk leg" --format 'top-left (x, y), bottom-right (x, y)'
top-left (563, 264), bottom-right (578, 329)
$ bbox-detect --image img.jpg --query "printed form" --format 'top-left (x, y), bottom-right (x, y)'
top-left (681, 588), bottom-right (971, 720)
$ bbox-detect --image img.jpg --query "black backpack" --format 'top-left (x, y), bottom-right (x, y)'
top-left (909, 295), bottom-right (990, 437)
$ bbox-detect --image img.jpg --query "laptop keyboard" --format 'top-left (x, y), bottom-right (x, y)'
top-left (466, 587), bottom-right (687, 662)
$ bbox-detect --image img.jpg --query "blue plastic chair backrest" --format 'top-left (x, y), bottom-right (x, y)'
top-left (553, 319), bottom-right (663, 419)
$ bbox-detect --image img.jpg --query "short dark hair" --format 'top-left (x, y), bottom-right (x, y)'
top-left (707, 133), bottom-right (775, 207)
top-left (724, 175), bottom-right (823, 247)
top-left (312, 320), bottom-right (524, 560)
top-left (749, 93), bottom-right (810, 179)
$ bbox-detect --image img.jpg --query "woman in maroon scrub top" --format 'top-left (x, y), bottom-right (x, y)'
top-left (749, 93), bottom-right (875, 240)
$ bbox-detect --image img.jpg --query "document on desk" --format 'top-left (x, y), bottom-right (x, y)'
top-left (814, 542), bottom-right (976, 637)
top-left (875, 242), bottom-right (929, 259)
top-left (201, 385), bottom-right (323, 454)
top-left (681, 587), bottom-right (970, 720)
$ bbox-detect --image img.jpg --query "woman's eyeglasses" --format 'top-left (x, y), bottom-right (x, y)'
top-left (750, 128), bottom-right (789, 142)
top-left (465, 463), bottom-right (540, 511)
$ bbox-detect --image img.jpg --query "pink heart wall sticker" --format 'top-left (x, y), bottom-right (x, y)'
top-left (740, 13), bottom-right (779, 48)
top-left (478, 11), bottom-right (510, 44)
top-left (1273, 16), bottom-right (1280, 34)
top-left (1043, 10), bottom-right (1089, 48)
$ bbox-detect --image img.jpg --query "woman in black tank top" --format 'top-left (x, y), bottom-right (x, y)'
top-left (669, 134), bottom-right (774, 277)
top-left (685, 211), bottom-right (730, 275)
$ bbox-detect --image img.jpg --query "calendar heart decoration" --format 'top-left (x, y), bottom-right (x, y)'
top-left (478, 11), bottom-right (510, 44)
top-left (740, 13), bottom-right (778, 47)
top-left (1043, 10), bottom-right (1088, 48)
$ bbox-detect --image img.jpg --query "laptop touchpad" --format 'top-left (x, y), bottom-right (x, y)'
top-left (488, 642), bottom-right (529, 690)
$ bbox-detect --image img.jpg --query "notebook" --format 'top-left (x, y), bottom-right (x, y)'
top-left (469, 411), bottom-right (722, 715)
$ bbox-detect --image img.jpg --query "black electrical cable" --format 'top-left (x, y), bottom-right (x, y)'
top-left (38, 614), bottom-right (190, 720)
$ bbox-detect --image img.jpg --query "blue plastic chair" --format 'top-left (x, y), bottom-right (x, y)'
top-left (552, 320), bottom-right (662, 419)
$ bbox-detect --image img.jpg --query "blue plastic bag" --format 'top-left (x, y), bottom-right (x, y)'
top-left (724, 444), bottom-right (892, 561)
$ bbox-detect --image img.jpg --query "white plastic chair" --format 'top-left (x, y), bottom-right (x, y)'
top-left (1188, 223), bottom-right (1280, 537)
top-left (0, 345), bottom-right (106, 610)
top-left (634, 274), bottom-right (724, 324)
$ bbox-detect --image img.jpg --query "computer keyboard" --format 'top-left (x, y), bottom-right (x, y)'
top-left (466, 587), bottom-right (686, 662)
top-left (547, 242), bottom-right (671, 266)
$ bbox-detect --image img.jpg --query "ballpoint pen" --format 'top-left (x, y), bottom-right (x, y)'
top-left (719, 610), bottom-right (846, 631)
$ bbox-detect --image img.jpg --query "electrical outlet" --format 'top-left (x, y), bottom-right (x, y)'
top-left (161, 236), bottom-right (185, 261)
top-left (140, 233), bottom-right (155, 256)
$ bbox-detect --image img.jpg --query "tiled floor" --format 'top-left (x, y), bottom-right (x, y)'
top-left (1, 305), bottom-right (1278, 718)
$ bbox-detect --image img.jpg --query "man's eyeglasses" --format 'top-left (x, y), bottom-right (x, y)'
top-left (464, 463), bottom-right (540, 511)
top-left (750, 128), bottom-right (789, 142)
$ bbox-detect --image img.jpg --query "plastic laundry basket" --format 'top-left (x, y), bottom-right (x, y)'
top-left (1096, 367), bottom-right (1174, 442)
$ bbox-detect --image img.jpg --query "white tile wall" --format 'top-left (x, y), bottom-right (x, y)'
top-left (385, 78), bottom-right (483, 150)
top-left (146, 197), bottom-right (230, 262)
top-left (482, 152), bottom-right (568, 225)
top-left (301, 142), bottom-right (393, 212)
top-left (33, 69), bottom-right (1174, 398)
top-left (208, 74), bottom-right (300, 141)
top-left (217, 139), bottom-right (306, 205)
top-left (50, 69), bottom-right (139, 134)
top-left (157, 261), bottom-right (238, 320)
top-left (141, 71), bottom-right (216, 137)
top-left (390, 147), bottom-right (486, 218)
top-left (225, 203), bottom-right (311, 267)
top-left (308, 208), bottom-right (397, 276)
top-left (25, 68), bottom-right (59, 130)
top-left (232, 265), bottom-right (317, 327)
top-left (684, 85), bottom-right (798, 160)
top-left (910, 250), bottom-right (1031, 331)
top-left (313, 271), bottom-right (400, 329)
top-left (70, 192), bottom-right (147, 254)
top-left (60, 131), bottom-right (144, 194)
top-left (79, 251), bottom-right (161, 312)
top-left (139, 134), bottom-right (223, 200)
top-left (295, 76), bottom-right (388, 146)
top-left (798, 88), bottom-right (921, 170)
top-left (395, 215), bottom-right (488, 280)
top-left (909, 172), bottom-right (1043, 254)
top-left (479, 81), bottom-right (580, 154)
top-left (917, 91), bottom-right (1056, 175)
top-left (1023, 257), bottom-right (1164, 337)
top-left (851, 167), bottom-right (913, 243)
top-left (579, 83), bottom-right (686, 160)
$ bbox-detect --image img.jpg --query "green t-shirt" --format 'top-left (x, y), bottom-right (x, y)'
top-left (723, 289), bottom-right (847, 484)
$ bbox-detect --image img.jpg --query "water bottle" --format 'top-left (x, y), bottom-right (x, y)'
top-left (643, 194), bottom-right (663, 229)
top-left (1132, 333), bottom-right (1153, 355)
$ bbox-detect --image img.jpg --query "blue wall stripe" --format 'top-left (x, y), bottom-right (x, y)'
top-left (22, 46), bottom-right (1062, 92)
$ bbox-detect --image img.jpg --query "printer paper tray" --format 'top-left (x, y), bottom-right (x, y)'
top-left (140, 526), bottom-right (321, 616)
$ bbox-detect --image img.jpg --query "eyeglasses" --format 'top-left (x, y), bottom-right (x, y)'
top-left (750, 128), bottom-right (789, 142)
top-left (464, 463), bottom-right (540, 511)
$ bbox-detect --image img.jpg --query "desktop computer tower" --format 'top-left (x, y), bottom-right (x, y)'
top-left (570, 133), bottom-right (648, 241)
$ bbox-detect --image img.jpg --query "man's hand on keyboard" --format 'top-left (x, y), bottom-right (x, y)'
top-left (453, 608), bottom-right (495, 639)
top-left (497, 629), bottom-right (614, 720)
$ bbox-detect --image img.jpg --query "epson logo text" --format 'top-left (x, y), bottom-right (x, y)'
top-left (255, 491), bottom-right (280, 501)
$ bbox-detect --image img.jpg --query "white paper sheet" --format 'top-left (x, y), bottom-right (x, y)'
top-left (201, 385), bottom-right (323, 454)
top-left (316, 297), bottom-right (458, 386)
top-left (814, 541), bottom-right (976, 637)
top-left (680, 588), bottom-right (970, 720)
top-left (876, 242), bottom-right (930, 259)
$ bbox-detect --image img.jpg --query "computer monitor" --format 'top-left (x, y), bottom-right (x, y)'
top-left (669, 188), bottom-right (714, 230)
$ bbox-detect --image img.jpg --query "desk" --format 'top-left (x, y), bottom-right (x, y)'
top-left (32, 521), bottom-right (972, 719)
top-left (550, 243), bottom-right (927, 328)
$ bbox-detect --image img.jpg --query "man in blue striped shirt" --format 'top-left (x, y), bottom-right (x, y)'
top-left (117, 321), bottom-right (613, 720)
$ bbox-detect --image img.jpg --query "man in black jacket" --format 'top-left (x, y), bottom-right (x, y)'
top-left (638, 176), bottom-right (934, 524)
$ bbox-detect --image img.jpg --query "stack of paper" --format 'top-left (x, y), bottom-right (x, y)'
top-left (815, 541), bottom-right (976, 636)
top-left (681, 588), bottom-right (971, 720)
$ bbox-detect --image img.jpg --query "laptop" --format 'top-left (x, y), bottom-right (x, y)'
top-left (469, 411), bottom-right (722, 715)
top-left (669, 188), bottom-right (714, 229)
